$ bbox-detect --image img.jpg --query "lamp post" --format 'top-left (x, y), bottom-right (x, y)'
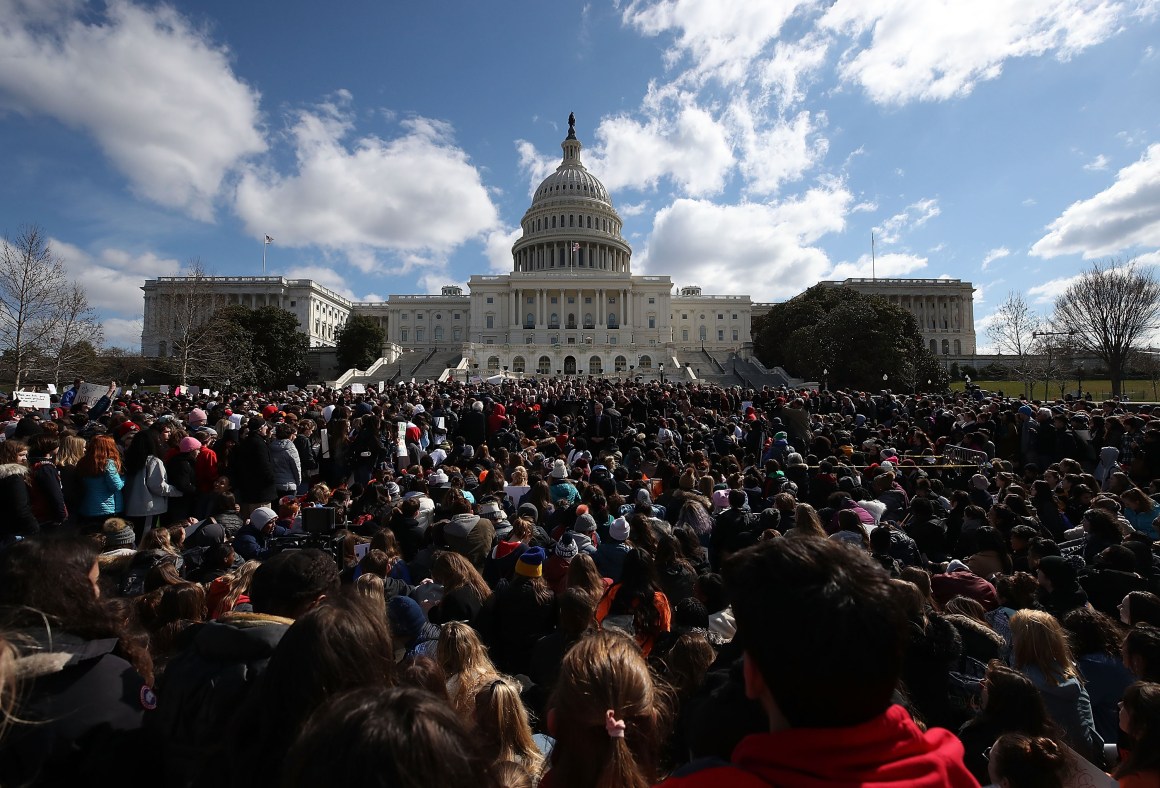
top-left (822, 367), bottom-right (828, 392)
top-left (882, 373), bottom-right (888, 391)
top-left (659, 362), bottom-right (665, 384)
top-left (1076, 361), bottom-right (1084, 400)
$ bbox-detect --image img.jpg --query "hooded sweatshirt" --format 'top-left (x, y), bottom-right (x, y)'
top-left (1094, 446), bottom-right (1120, 490)
top-left (657, 704), bottom-right (978, 788)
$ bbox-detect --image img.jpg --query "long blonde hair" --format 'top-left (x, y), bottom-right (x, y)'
top-left (474, 676), bottom-right (544, 777)
top-left (56, 435), bottom-right (87, 468)
top-left (1010, 609), bottom-right (1079, 685)
top-left (436, 621), bottom-right (497, 717)
top-left (220, 560), bottom-right (262, 616)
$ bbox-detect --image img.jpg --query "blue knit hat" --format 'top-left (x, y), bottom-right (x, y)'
top-left (387, 596), bottom-right (427, 639)
top-left (515, 546), bottom-right (547, 578)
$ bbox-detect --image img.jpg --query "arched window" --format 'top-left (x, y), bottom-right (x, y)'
top-left (567, 313), bottom-right (576, 329)
top-left (929, 339), bottom-right (937, 353)
top-left (415, 328), bottom-right (425, 342)
top-left (552, 216), bottom-right (556, 228)
top-left (942, 339), bottom-right (950, 354)
top-left (537, 355), bottom-right (551, 374)
top-left (587, 216), bottom-right (592, 228)
top-left (614, 355), bottom-right (627, 372)
top-left (486, 315), bottom-right (494, 329)
top-left (512, 355), bottom-right (526, 373)
top-left (434, 326), bottom-right (443, 340)
top-left (550, 313), bottom-right (559, 328)
top-left (584, 312), bottom-right (593, 328)
top-left (564, 356), bottom-right (577, 374)
top-left (699, 326), bottom-right (707, 340)
top-left (487, 355), bottom-right (500, 371)
top-left (453, 328), bottom-right (462, 341)
top-left (607, 312), bottom-right (618, 328)
top-left (638, 355), bottom-right (652, 370)
top-left (954, 339), bottom-right (962, 354)
top-left (589, 355), bottom-right (602, 375)
top-left (526, 313), bottom-right (535, 328)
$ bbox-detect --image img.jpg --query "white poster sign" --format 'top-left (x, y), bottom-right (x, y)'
top-left (16, 391), bottom-right (51, 409)
top-left (76, 382), bottom-right (109, 407)
top-left (350, 383), bottom-right (366, 394)
top-left (46, 384), bottom-right (57, 395)
top-left (396, 421), bottom-right (407, 457)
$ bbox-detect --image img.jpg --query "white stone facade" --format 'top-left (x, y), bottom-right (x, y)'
top-left (140, 118), bottom-right (755, 373)
top-left (820, 278), bottom-right (977, 356)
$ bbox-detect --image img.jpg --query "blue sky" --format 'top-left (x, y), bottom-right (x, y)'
top-left (1, 0), bottom-right (1158, 350)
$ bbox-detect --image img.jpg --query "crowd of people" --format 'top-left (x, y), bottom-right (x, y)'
top-left (0, 374), bottom-right (1159, 787)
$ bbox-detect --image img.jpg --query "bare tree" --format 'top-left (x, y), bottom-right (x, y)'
top-left (164, 259), bottom-right (236, 386)
top-left (0, 225), bottom-right (69, 390)
top-left (1051, 259), bottom-right (1160, 397)
top-left (987, 291), bottom-right (1041, 398)
top-left (47, 283), bottom-right (103, 388)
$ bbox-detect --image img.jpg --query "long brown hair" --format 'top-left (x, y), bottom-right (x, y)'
top-left (547, 632), bottom-right (672, 788)
top-left (436, 621), bottom-right (497, 718)
top-left (432, 552), bottom-right (491, 604)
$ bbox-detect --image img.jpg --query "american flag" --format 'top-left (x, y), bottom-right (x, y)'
top-left (572, 242), bottom-right (580, 252)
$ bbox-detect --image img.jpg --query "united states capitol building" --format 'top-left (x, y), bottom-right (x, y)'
top-left (141, 115), bottom-right (975, 385)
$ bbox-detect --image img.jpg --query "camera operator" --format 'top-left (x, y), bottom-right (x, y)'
top-left (235, 506), bottom-right (290, 561)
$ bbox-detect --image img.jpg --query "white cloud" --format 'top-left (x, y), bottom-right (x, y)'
top-left (981, 246), bottom-right (1010, 269)
top-left (103, 318), bottom-right (144, 350)
top-left (826, 251), bottom-right (928, 280)
top-left (639, 179), bottom-right (853, 300)
top-left (51, 237), bottom-right (180, 316)
top-left (619, 201), bottom-right (650, 217)
top-left (760, 35), bottom-right (831, 111)
top-left (0, 1), bottom-right (265, 219)
top-left (235, 103), bottom-right (499, 269)
top-left (1083, 153), bottom-right (1110, 171)
top-left (484, 227), bottom-right (522, 274)
top-left (1027, 274), bottom-right (1084, 304)
top-left (730, 103), bottom-right (828, 196)
top-left (588, 102), bottom-right (735, 196)
top-left (821, 0), bottom-right (1132, 105)
top-left (282, 265), bottom-right (360, 301)
top-left (874, 198), bottom-right (941, 244)
top-left (622, 0), bottom-right (814, 87)
top-left (515, 139), bottom-right (558, 197)
top-left (1030, 143), bottom-right (1160, 258)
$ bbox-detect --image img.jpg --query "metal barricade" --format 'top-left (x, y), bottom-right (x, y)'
top-left (942, 444), bottom-right (990, 469)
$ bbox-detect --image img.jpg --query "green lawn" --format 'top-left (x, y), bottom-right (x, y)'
top-left (948, 379), bottom-right (1160, 402)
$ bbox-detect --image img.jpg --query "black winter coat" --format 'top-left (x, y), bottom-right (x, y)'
top-left (148, 613), bottom-right (291, 788)
top-left (231, 435), bottom-right (276, 505)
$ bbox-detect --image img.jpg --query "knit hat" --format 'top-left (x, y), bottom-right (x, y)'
top-left (249, 507), bottom-right (277, 529)
top-left (550, 459), bottom-right (568, 479)
top-left (515, 546), bottom-right (547, 577)
top-left (609, 516), bottom-right (630, 542)
top-left (554, 533), bottom-right (579, 560)
top-left (970, 473), bottom-right (990, 490)
top-left (188, 408), bottom-right (207, 426)
top-left (518, 502), bottom-right (539, 522)
top-left (574, 513), bottom-right (598, 533)
top-left (679, 468), bottom-right (697, 491)
top-left (179, 437), bottom-right (202, 453)
top-left (635, 488), bottom-right (653, 505)
top-left (479, 500), bottom-right (507, 521)
top-left (429, 469), bottom-right (450, 485)
top-left (387, 596), bottom-right (428, 640)
top-left (102, 518), bottom-right (137, 551)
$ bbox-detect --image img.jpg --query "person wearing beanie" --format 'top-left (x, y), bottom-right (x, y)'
top-left (548, 460), bottom-right (580, 508)
top-left (233, 506), bottom-right (289, 561)
top-left (479, 545), bottom-right (556, 676)
top-left (598, 517), bottom-right (635, 584)
top-left (387, 595), bottom-right (440, 659)
top-left (188, 408), bottom-right (208, 428)
top-left (544, 532), bottom-right (578, 594)
top-left (163, 436), bottom-right (202, 525)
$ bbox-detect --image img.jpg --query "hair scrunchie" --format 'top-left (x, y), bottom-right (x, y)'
top-left (605, 709), bottom-right (626, 739)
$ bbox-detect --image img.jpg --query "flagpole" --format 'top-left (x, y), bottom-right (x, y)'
top-left (871, 231), bottom-right (876, 281)
top-left (262, 239), bottom-right (267, 274)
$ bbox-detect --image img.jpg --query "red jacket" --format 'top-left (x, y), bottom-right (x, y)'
top-left (657, 705), bottom-right (979, 788)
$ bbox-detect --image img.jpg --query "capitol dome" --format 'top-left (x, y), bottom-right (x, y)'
top-left (512, 113), bottom-right (631, 275)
